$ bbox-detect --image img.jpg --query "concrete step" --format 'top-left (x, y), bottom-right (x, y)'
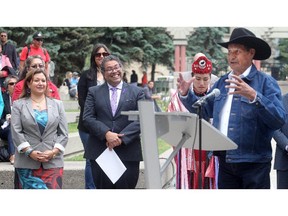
top-left (65, 112), bottom-right (79, 124)
top-left (0, 148), bottom-right (175, 189)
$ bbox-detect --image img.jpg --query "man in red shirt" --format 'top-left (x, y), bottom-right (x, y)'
top-left (18, 32), bottom-right (50, 74)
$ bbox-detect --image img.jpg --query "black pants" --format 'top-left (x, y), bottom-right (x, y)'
top-left (276, 170), bottom-right (288, 189)
top-left (90, 160), bottom-right (140, 189)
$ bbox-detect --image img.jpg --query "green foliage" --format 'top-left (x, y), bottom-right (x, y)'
top-left (276, 38), bottom-right (288, 80)
top-left (187, 27), bottom-right (229, 76)
top-left (1, 27), bottom-right (227, 85)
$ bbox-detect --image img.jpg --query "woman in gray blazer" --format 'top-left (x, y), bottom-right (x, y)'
top-left (11, 68), bottom-right (68, 189)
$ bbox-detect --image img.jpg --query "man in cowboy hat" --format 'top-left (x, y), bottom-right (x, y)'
top-left (176, 27), bottom-right (286, 189)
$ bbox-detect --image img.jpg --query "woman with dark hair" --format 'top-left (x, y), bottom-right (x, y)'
top-left (77, 43), bottom-right (110, 189)
top-left (11, 68), bottom-right (68, 189)
top-left (12, 55), bottom-right (60, 102)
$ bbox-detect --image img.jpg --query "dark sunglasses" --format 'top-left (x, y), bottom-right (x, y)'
top-left (1, 35), bottom-right (7, 37)
top-left (35, 38), bottom-right (43, 42)
top-left (95, 52), bottom-right (109, 58)
top-left (8, 82), bottom-right (16, 86)
top-left (30, 64), bottom-right (44, 69)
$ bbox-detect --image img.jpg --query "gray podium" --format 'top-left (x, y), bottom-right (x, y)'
top-left (122, 100), bottom-right (238, 189)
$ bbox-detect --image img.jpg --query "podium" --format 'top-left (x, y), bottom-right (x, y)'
top-left (122, 101), bottom-right (237, 189)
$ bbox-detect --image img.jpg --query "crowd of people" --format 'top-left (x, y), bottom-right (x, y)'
top-left (1, 27), bottom-right (288, 190)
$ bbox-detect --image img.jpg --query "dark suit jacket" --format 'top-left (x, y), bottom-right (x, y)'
top-left (83, 82), bottom-right (145, 161)
top-left (274, 93), bottom-right (288, 171)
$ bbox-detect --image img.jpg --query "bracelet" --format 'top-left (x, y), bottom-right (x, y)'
top-left (51, 149), bottom-right (56, 159)
top-left (24, 148), bottom-right (34, 157)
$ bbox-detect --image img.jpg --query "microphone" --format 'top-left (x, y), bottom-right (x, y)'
top-left (192, 88), bottom-right (220, 108)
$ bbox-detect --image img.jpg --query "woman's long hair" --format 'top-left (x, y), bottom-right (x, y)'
top-left (19, 68), bottom-right (49, 99)
top-left (86, 43), bottom-right (110, 80)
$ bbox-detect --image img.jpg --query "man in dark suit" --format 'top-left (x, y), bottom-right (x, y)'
top-left (273, 93), bottom-right (288, 189)
top-left (83, 55), bottom-right (145, 189)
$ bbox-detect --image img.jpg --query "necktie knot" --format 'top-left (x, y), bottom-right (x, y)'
top-left (110, 87), bottom-right (117, 92)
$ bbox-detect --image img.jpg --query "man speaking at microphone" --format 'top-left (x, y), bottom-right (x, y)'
top-left (177, 28), bottom-right (286, 189)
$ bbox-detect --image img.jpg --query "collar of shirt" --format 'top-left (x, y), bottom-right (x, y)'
top-left (107, 81), bottom-right (123, 91)
top-left (228, 65), bottom-right (252, 79)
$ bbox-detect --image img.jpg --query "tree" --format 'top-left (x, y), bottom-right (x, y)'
top-left (187, 27), bottom-right (229, 76)
top-left (95, 27), bottom-right (174, 81)
top-left (275, 38), bottom-right (288, 80)
top-left (1, 27), bottom-right (94, 85)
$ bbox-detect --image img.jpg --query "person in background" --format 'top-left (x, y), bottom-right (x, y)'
top-left (122, 72), bottom-right (128, 83)
top-left (11, 68), bottom-right (68, 189)
top-left (83, 55), bottom-right (145, 189)
top-left (273, 92), bottom-right (288, 189)
top-left (143, 80), bottom-right (162, 112)
top-left (12, 55), bottom-right (60, 102)
top-left (69, 72), bottom-right (79, 99)
top-left (0, 31), bottom-right (18, 70)
top-left (141, 71), bottom-right (148, 87)
top-left (130, 70), bottom-right (138, 86)
top-left (77, 43), bottom-right (110, 189)
top-left (18, 32), bottom-right (50, 74)
top-left (0, 44), bottom-right (16, 87)
top-left (0, 75), bottom-right (19, 165)
top-left (63, 71), bottom-right (73, 90)
top-left (168, 53), bottom-right (218, 189)
top-left (177, 27), bottom-right (286, 189)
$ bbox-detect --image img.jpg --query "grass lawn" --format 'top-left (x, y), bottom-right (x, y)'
top-left (68, 122), bottom-right (78, 133)
top-left (65, 138), bottom-right (171, 161)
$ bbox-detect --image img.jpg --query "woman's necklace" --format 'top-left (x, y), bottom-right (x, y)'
top-left (31, 97), bottom-right (45, 109)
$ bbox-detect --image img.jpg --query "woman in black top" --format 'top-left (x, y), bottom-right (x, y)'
top-left (77, 43), bottom-right (110, 189)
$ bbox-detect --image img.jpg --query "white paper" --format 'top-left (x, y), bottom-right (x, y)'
top-left (96, 148), bottom-right (127, 184)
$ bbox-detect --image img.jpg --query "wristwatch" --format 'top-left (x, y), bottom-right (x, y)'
top-left (24, 148), bottom-right (34, 157)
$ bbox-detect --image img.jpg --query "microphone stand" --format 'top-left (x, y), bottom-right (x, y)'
top-left (192, 101), bottom-right (204, 189)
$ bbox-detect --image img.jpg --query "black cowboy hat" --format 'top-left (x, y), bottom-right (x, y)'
top-left (218, 28), bottom-right (271, 60)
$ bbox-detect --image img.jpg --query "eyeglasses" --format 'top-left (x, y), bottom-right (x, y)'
top-left (8, 82), bottom-right (16, 86)
top-left (0, 35), bottom-right (7, 38)
top-left (30, 64), bottom-right (44, 69)
top-left (105, 64), bottom-right (121, 73)
top-left (34, 38), bottom-right (43, 42)
top-left (95, 52), bottom-right (109, 58)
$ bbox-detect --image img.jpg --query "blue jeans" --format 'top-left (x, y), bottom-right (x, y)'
top-left (79, 130), bottom-right (96, 189)
top-left (218, 157), bottom-right (271, 189)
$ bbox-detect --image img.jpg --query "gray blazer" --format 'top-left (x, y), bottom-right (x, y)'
top-left (11, 97), bottom-right (68, 169)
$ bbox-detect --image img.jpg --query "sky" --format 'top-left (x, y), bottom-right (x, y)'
top-left (4, 0), bottom-right (286, 27)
